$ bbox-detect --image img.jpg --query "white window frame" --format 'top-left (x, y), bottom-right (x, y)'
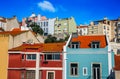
top-left (91, 41), bottom-right (100, 48)
top-left (71, 42), bottom-right (79, 49)
top-left (83, 67), bottom-right (88, 76)
top-left (21, 71), bottom-right (24, 79)
top-left (70, 62), bottom-right (79, 76)
top-left (46, 71), bottom-right (55, 79)
top-left (91, 63), bottom-right (102, 79)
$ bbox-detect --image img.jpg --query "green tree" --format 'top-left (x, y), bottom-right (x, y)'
top-left (45, 35), bottom-right (57, 43)
top-left (28, 23), bottom-right (44, 35)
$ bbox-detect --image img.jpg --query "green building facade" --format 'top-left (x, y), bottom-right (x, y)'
top-left (54, 17), bottom-right (77, 38)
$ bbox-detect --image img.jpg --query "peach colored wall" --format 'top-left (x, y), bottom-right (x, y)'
top-left (0, 34), bottom-right (9, 79)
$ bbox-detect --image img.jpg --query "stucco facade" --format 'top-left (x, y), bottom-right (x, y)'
top-left (77, 25), bottom-right (88, 35)
top-left (6, 16), bottom-right (20, 31)
top-left (22, 13), bottom-right (56, 35)
top-left (63, 35), bottom-right (115, 79)
top-left (54, 17), bottom-right (77, 39)
top-left (88, 18), bottom-right (113, 41)
top-left (0, 30), bottom-right (44, 49)
top-left (8, 43), bottom-right (64, 79)
top-left (0, 34), bottom-right (9, 79)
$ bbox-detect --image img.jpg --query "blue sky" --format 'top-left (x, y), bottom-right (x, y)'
top-left (0, 0), bottom-right (120, 25)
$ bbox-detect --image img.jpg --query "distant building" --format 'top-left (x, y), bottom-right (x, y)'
top-left (77, 25), bottom-right (88, 35)
top-left (63, 35), bottom-right (114, 79)
top-left (0, 28), bottom-right (44, 49)
top-left (54, 17), bottom-right (77, 39)
top-left (0, 17), bottom-right (6, 31)
top-left (0, 16), bottom-right (20, 31)
top-left (88, 17), bottom-right (113, 41)
top-left (8, 43), bottom-right (65, 79)
top-left (110, 18), bottom-right (120, 43)
top-left (0, 34), bottom-right (9, 79)
top-left (21, 13), bottom-right (56, 35)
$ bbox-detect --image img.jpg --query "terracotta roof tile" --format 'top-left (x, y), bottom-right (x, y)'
top-left (42, 43), bottom-right (65, 52)
top-left (114, 55), bottom-right (120, 70)
top-left (9, 44), bottom-right (43, 51)
top-left (12, 28), bottom-right (21, 31)
top-left (0, 30), bottom-right (28, 36)
top-left (77, 26), bottom-right (88, 28)
top-left (0, 19), bottom-right (6, 22)
top-left (71, 35), bottom-right (107, 48)
top-left (9, 43), bottom-right (65, 53)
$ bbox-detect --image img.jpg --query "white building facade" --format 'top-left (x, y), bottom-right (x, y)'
top-left (77, 25), bottom-right (88, 35)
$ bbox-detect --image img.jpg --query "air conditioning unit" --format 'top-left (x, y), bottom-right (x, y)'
top-left (26, 39), bottom-right (34, 44)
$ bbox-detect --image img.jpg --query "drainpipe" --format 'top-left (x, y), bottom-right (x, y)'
top-left (63, 35), bottom-right (72, 79)
top-left (36, 53), bottom-right (40, 79)
top-left (63, 48), bottom-right (67, 79)
top-left (106, 34), bottom-right (112, 75)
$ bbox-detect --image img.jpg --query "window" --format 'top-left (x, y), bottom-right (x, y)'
top-left (46, 22), bottom-right (48, 26)
top-left (117, 49), bottom-right (120, 54)
top-left (91, 31), bottom-right (94, 34)
top-left (47, 71), bottom-right (54, 79)
top-left (21, 71), bottom-right (24, 79)
top-left (92, 26), bottom-right (94, 29)
top-left (26, 70), bottom-right (35, 79)
top-left (70, 63), bottom-right (78, 76)
top-left (22, 54), bottom-right (24, 60)
top-left (26, 54), bottom-right (36, 60)
top-left (44, 54), bottom-right (60, 60)
top-left (104, 26), bottom-right (106, 29)
top-left (91, 41), bottom-right (100, 48)
top-left (83, 67), bottom-right (87, 76)
top-left (44, 22), bottom-right (46, 26)
top-left (41, 22), bottom-right (43, 26)
top-left (92, 63), bottom-right (101, 79)
top-left (46, 28), bottom-right (48, 33)
top-left (71, 42), bottom-right (79, 48)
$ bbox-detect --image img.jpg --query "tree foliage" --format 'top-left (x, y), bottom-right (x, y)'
top-left (45, 35), bottom-right (69, 43)
top-left (28, 22), bottom-right (44, 35)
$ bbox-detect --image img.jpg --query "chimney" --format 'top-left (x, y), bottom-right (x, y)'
top-left (104, 17), bottom-right (108, 20)
top-left (90, 21), bottom-right (94, 25)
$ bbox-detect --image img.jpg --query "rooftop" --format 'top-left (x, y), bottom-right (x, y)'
top-left (9, 42), bottom-right (65, 53)
top-left (71, 35), bottom-right (107, 48)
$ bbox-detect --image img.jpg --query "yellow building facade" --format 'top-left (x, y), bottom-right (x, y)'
top-left (0, 34), bottom-right (9, 79)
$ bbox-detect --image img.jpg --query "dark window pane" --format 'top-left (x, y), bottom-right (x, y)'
top-left (32, 54), bottom-right (36, 60)
top-left (75, 68), bottom-right (78, 75)
top-left (27, 54), bottom-right (32, 59)
top-left (22, 54), bottom-right (24, 60)
top-left (54, 54), bottom-right (60, 60)
top-left (47, 54), bottom-right (52, 60)
top-left (48, 72), bottom-right (54, 79)
top-left (71, 63), bottom-right (78, 67)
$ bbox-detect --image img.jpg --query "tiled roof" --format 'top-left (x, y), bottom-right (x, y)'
top-left (77, 26), bottom-right (88, 28)
top-left (12, 28), bottom-right (21, 31)
top-left (0, 27), bottom-right (31, 36)
top-left (71, 35), bottom-right (107, 48)
top-left (41, 16), bottom-right (47, 20)
top-left (9, 44), bottom-right (43, 51)
top-left (0, 19), bottom-right (6, 22)
top-left (0, 31), bottom-right (27, 36)
top-left (42, 43), bottom-right (65, 52)
top-left (9, 43), bottom-right (65, 53)
top-left (114, 55), bottom-right (120, 70)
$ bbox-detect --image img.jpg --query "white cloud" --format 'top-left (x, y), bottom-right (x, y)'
top-left (38, 1), bottom-right (56, 12)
